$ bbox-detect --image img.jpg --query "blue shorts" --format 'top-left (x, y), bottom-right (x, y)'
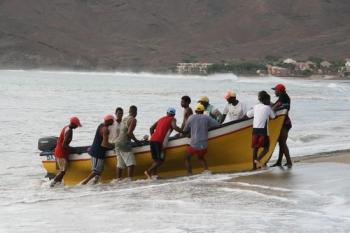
top-left (91, 157), bottom-right (104, 175)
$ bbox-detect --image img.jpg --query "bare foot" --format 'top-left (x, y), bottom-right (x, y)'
top-left (144, 170), bottom-right (151, 179)
top-left (254, 160), bottom-right (262, 169)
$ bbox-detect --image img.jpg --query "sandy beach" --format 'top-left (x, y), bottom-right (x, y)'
top-left (232, 149), bottom-right (350, 186)
top-left (294, 149), bottom-right (350, 164)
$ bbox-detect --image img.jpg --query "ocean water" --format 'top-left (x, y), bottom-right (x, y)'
top-left (0, 70), bottom-right (350, 232)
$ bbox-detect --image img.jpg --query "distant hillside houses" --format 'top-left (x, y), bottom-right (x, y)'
top-left (175, 58), bottom-right (350, 77)
top-left (345, 60), bottom-right (350, 72)
top-left (267, 58), bottom-right (350, 77)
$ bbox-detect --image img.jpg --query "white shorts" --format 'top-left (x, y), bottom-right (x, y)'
top-left (56, 158), bottom-right (68, 172)
top-left (115, 148), bottom-right (136, 169)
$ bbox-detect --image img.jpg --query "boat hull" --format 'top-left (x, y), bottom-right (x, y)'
top-left (41, 110), bottom-right (287, 185)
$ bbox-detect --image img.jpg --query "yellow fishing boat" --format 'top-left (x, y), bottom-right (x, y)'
top-left (38, 109), bottom-right (287, 186)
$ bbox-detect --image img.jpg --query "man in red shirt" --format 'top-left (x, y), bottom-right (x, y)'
top-left (50, 116), bottom-right (82, 187)
top-left (144, 107), bottom-right (182, 179)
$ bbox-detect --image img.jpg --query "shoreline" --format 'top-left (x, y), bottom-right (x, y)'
top-left (1, 68), bottom-right (349, 80)
top-left (231, 149), bottom-right (350, 189)
top-left (290, 149), bottom-right (350, 164)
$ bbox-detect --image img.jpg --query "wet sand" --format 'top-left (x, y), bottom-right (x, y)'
top-left (293, 149), bottom-right (350, 164)
top-left (231, 149), bottom-right (350, 190)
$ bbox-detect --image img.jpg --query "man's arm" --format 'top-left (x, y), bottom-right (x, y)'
top-left (220, 105), bottom-right (229, 123)
top-left (246, 108), bottom-right (254, 118)
top-left (62, 129), bottom-right (73, 151)
top-left (212, 108), bottom-right (223, 122)
top-left (150, 121), bottom-right (158, 135)
top-left (171, 118), bottom-right (183, 133)
top-left (269, 108), bottom-right (276, 119)
top-left (208, 117), bottom-right (219, 128)
top-left (220, 115), bottom-right (227, 124)
top-left (182, 116), bottom-right (192, 135)
top-left (128, 118), bottom-right (140, 143)
top-left (181, 108), bottom-right (193, 130)
top-left (101, 127), bottom-right (114, 148)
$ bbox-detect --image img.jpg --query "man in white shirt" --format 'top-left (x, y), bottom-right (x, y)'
top-left (246, 91), bottom-right (276, 169)
top-left (220, 90), bottom-right (247, 123)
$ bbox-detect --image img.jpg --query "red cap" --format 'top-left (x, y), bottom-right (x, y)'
top-left (70, 116), bottom-right (82, 127)
top-left (272, 83), bottom-right (286, 92)
top-left (104, 114), bottom-right (114, 121)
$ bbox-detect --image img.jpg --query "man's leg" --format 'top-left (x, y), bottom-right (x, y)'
top-left (252, 148), bottom-right (258, 170)
top-left (50, 171), bottom-right (65, 187)
top-left (257, 147), bottom-right (269, 162)
top-left (82, 157), bottom-right (103, 185)
top-left (197, 155), bottom-right (208, 171)
top-left (185, 153), bottom-right (193, 175)
top-left (127, 165), bottom-right (134, 178)
top-left (116, 151), bottom-right (127, 179)
top-left (145, 143), bottom-right (161, 179)
top-left (116, 167), bottom-right (123, 179)
top-left (271, 129), bottom-right (286, 167)
top-left (281, 128), bottom-right (292, 167)
top-left (50, 158), bottom-right (68, 187)
top-left (146, 160), bottom-right (163, 178)
top-left (81, 172), bottom-right (97, 185)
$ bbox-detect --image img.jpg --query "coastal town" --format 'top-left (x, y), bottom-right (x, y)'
top-left (176, 57), bottom-right (350, 78)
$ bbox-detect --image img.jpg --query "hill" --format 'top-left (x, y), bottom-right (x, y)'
top-left (0, 0), bottom-right (349, 71)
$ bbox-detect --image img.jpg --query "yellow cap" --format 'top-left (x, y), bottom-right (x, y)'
top-left (198, 96), bottom-right (209, 103)
top-left (195, 103), bottom-right (205, 112)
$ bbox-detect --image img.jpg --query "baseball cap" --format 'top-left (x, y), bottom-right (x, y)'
top-left (167, 107), bottom-right (176, 115)
top-left (104, 114), bottom-right (114, 121)
top-left (224, 90), bottom-right (236, 99)
top-left (198, 96), bottom-right (209, 103)
top-left (272, 83), bottom-right (286, 92)
top-left (70, 116), bottom-right (82, 127)
top-left (195, 103), bottom-right (205, 112)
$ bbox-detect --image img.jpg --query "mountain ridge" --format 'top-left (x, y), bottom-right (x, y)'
top-left (0, 0), bottom-right (349, 71)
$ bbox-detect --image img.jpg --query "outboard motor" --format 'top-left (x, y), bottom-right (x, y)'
top-left (38, 136), bottom-right (58, 152)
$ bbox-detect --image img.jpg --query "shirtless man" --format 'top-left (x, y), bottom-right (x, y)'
top-left (114, 105), bottom-right (141, 180)
top-left (180, 96), bottom-right (193, 130)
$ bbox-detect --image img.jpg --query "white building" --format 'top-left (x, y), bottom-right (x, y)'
top-left (320, 61), bottom-right (332, 68)
top-left (345, 61), bottom-right (350, 72)
top-left (176, 63), bottom-right (213, 75)
top-left (283, 58), bottom-right (297, 64)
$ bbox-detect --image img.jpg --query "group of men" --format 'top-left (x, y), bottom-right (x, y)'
top-left (50, 84), bottom-right (292, 187)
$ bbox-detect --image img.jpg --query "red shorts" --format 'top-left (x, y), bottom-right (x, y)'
top-left (187, 146), bottom-right (208, 157)
top-left (252, 134), bottom-right (270, 149)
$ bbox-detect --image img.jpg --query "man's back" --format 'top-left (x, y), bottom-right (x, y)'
top-left (185, 114), bottom-right (218, 149)
top-left (247, 104), bottom-right (276, 132)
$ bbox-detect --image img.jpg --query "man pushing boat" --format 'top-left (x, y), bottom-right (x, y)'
top-left (183, 103), bottom-right (219, 175)
top-left (114, 105), bottom-right (141, 180)
top-left (81, 115), bottom-right (114, 185)
top-left (144, 107), bottom-right (183, 179)
top-left (50, 116), bottom-right (82, 187)
top-left (246, 91), bottom-right (276, 169)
